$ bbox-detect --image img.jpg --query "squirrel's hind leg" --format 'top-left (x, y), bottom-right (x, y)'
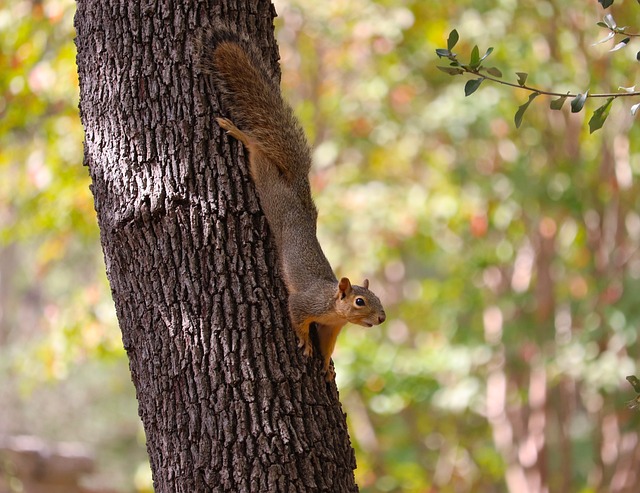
top-left (216, 117), bottom-right (251, 146)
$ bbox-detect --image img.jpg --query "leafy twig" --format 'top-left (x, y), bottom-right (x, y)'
top-left (596, 12), bottom-right (640, 39)
top-left (435, 29), bottom-right (640, 132)
top-left (464, 68), bottom-right (640, 100)
top-left (594, 13), bottom-right (640, 56)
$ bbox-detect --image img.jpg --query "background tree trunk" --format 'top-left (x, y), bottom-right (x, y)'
top-left (75, 1), bottom-right (358, 491)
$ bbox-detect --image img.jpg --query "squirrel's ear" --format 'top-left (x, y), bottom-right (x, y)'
top-left (338, 277), bottom-right (352, 299)
top-left (362, 279), bottom-right (369, 290)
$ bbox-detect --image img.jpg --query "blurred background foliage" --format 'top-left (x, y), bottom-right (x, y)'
top-left (1, 0), bottom-right (639, 492)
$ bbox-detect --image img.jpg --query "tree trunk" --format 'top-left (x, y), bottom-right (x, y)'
top-left (74, 1), bottom-right (358, 491)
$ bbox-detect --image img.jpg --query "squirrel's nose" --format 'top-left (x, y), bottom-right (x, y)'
top-left (378, 312), bottom-right (386, 324)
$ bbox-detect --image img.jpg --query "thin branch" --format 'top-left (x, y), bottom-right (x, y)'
top-left (469, 69), bottom-right (640, 99)
top-left (607, 27), bottom-right (640, 38)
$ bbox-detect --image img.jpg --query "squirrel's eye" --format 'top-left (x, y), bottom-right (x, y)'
top-left (355, 297), bottom-right (366, 307)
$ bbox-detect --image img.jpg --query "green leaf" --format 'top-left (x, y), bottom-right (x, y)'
top-left (436, 48), bottom-right (452, 58)
top-left (438, 66), bottom-right (464, 76)
top-left (598, 0), bottom-right (614, 8)
top-left (550, 95), bottom-right (569, 110)
top-left (516, 72), bottom-right (528, 86)
top-left (464, 78), bottom-right (483, 96)
top-left (610, 37), bottom-right (630, 52)
top-left (486, 67), bottom-right (503, 78)
top-left (514, 93), bottom-right (539, 128)
top-left (593, 31), bottom-right (615, 45)
top-left (603, 14), bottom-right (617, 29)
top-left (469, 45), bottom-right (480, 69)
top-left (588, 97), bottom-right (614, 133)
top-left (627, 375), bottom-right (640, 393)
top-left (596, 21), bottom-right (609, 28)
top-left (480, 47), bottom-right (494, 63)
top-left (447, 30), bottom-right (459, 51)
top-left (637, 51), bottom-right (640, 61)
top-left (571, 91), bottom-right (588, 113)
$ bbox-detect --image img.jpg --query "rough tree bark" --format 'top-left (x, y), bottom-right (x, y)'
top-left (75, 1), bottom-right (359, 491)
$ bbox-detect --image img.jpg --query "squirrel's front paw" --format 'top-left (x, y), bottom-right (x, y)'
top-left (297, 337), bottom-right (314, 357)
top-left (323, 365), bottom-right (336, 382)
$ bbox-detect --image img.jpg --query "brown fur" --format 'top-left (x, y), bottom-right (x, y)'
top-left (201, 28), bottom-right (386, 380)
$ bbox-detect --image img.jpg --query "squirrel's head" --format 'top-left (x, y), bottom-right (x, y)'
top-left (335, 277), bottom-right (386, 327)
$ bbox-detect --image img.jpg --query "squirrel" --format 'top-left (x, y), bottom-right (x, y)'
top-left (200, 28), bottom-right (386, 381)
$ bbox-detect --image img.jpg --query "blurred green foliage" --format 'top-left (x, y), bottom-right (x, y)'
top-left (0, 0), bottom-right (120, 373)
top-left (0, 0), bottom-right (146, 490)
top-left (277, 0), bottom-right (640, 491)
top-left (2, 0), bottom-right (640, 492)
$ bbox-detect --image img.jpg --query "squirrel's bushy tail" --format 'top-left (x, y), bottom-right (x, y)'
top-left (199, 27), bottom-right (311, 180)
